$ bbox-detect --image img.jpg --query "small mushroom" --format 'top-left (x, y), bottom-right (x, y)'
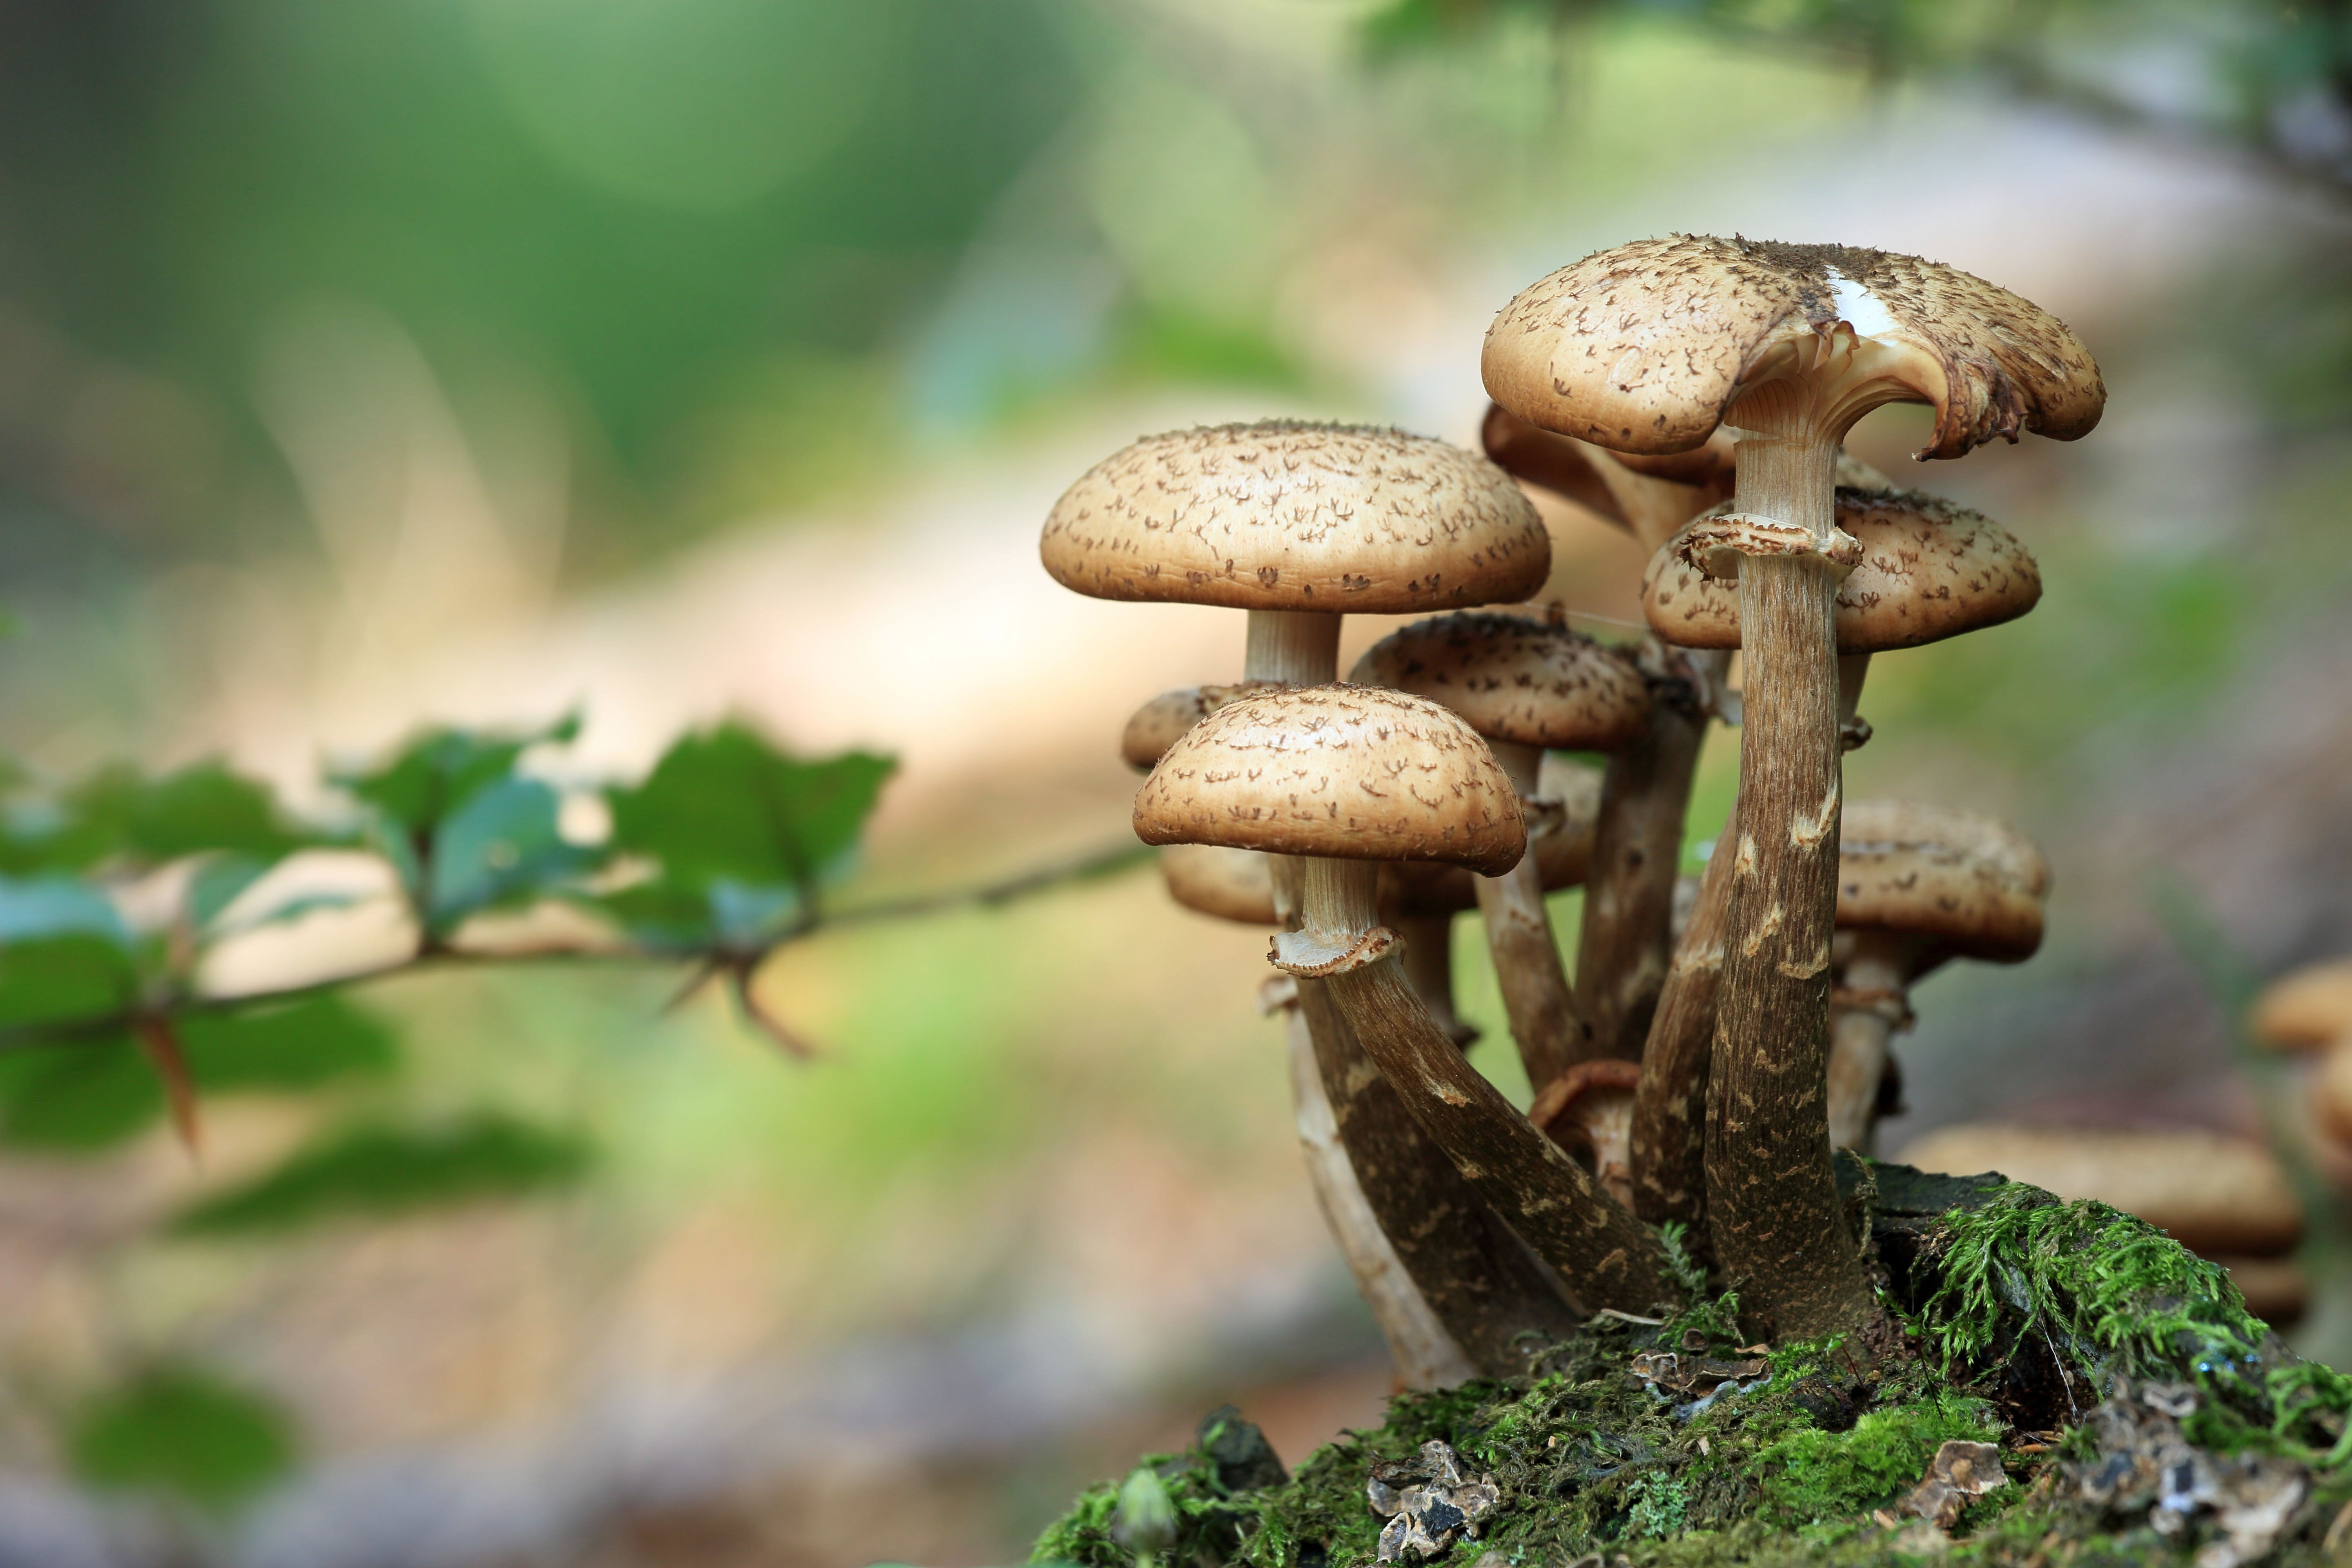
top-left (1528, 1059), bottom-right (1642, 1210)
top-left (1159, 843), bottom-right (1278, 927)
top-left (1120, 682), bottom-right (1288, 773)
top-left (2250, 957), bottom-right (2352, 1052)
top-left (1826, 800), bottom-right (2051, 1151)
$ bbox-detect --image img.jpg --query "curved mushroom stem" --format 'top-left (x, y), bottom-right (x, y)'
top-left (1702, 402), bottom-right (1876, 1341)
top-left (1630, 795), bottom-right (1738, 1240)
top-left (1472, 740), bottom-right (1588, 1085)
top-left (1394, 912), bottom-right (1476, 1049)
top-left (1836, 653), bottom-right (1873, 753)
top-left (1281, 1001), bottom-right (1478, 1388)
top-left (1825, 929), bottom-right (1920, 1152)
top-left (1293, 858), bottom-right (1671, 1315)
top-left (1575, 646), bottom-right (1724, 1061)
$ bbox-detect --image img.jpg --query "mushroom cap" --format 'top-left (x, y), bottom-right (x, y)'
top-left (1041, 421), bottom-right (1551, 613)
top-left (1482, 235), bottom-right (2105, 460)
top-left (1158, 842), bottom-right (1278, 926)
top-left (1479, 402), bottom-right (1627, 523)
top-left (1120, 681), bottom-right (1288, 773)
top-left (1349, 613), bottom-right (1652, 752)
top-left (1134, 684), bottom-right (1526, 875)
top-left (1898, 1123), bottom-right (2304, 1256)
top-left (2250, 958), bottom-right (2352, 1052)
top-left (1385, 755), bottom-right (1600, 916)
top-left (1837, 799), bottom-right (2049, 963)
top-left (1644, 488), bottom-right (2042, 653)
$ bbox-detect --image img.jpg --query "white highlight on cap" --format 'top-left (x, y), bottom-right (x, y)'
top-left (1827, 269), bottom-right (1899, 341)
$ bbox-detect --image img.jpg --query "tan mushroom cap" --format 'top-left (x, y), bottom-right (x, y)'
top-left (1042, 422), bottom-right (1551, 613)
top-left (2314, 1037), bottom-right (2352, 1147)
top-left (1120, 681), bottom-right (1287, 773)
top-left (1483, 235), bottom-right (2105, 460)
top-left (1158, 843), bottom-right (1278, 926)
top-left (1134, 684), bottom-right (1526, 876)
top-left (1385, 756), bottom-right (1601, 916)
top-left (1644, 488), bottom-right (2041, 653)
top-left (1838, 800), bottom-right (2049, 962)
top-left (1350, 613), bottom-right (1652, 752)
top-left (1899, 1124), bottom-right (2304, 1256)
top-left (2250, 958), bottom-right (2352, 1052)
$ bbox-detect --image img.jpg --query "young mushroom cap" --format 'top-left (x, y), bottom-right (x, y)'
top-left (2250, 958), bottom-right (2352, 1052)
top-left (1644, 489), bottom-right (2042, 653)
top-left (1121, 681), bottom-right (1288, 773)
top-left (1837, 799), bottom-right (2050, 965)
top-left (1134, 685), bottom-right (1526, 877)
top-left (1158, 843), bottom-right (1279, 926)
top-left (1481, 235), bottom-right (2105, 460)
top-left (1041, 422), bottom-right (1550, 613)
top-left (1350, 613), bottom-right (1652, 753)
top-left (1899, 1123), bottom-right (2304, 1256)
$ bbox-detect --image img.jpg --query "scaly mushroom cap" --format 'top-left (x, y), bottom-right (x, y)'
top-left (1158, 843), bottom-right (1278, 926)
top-left (1900, 1124), bottom-right (2303, 1256)
top-left (1350, 613), bottom-right (1652, 752)
top-left (1042, 422), bottom-right (1550, 612)
top-left (1134, 685), bottom-right (1526, 875)
top-left (2250, 958), bottom-right (2352, 1052)
top-left (1385, 755), bottom-right (1600, 916)
top-left (1482, 235), bottom-right (2106, 459)
top-left (1120, 681), bottom-right (1288, 773)
top-left (1644, 488), bottom-right (2041, 652)
top-left (1838, 800), bottom-right (2049, 963)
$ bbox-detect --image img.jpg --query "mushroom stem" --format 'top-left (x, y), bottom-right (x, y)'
top-left (1836, 653), bottom-right (1872, 752)
top-left (1825, 929), bottom-right (1919, 1152)
top-left (1630, 795), bottom-right (1738, 1239)
top-left (1244, 610), bottom-right (1343, 686)
top-left (1702, 407), bottom-right (1875, 1340)
top-left (1282, 1002), bottom-right (1478, 1388)
top-left (1575, 646), bottom-right (1723, 1061)
top-left (1301, 858), bottom-right (1671, 1314)
top-left (1395, 912), bottom-right (1475, 1048)
top-left (1472, 740), bottom-right (1586, 1085)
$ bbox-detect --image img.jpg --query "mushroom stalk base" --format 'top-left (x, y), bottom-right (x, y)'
top-left (1826, 934), bottom-right (1913, 1152)
top-left (1576, 646), bottom-right (1719, 1062)
top-left (1283, 1005), bottom-right (1477, 1388)
top-left (1702, 421), bottom-right (1874, 1341)
top-left (1474, 740), bottom-right (1586, 1087)
top-left (1630, 795), bottom-right (1739, 1239)
top-left (1305, 859), bottom-right (1670, 1314)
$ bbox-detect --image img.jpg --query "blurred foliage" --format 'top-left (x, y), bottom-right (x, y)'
top-left (67, 1364), bottom-right (296, 1510)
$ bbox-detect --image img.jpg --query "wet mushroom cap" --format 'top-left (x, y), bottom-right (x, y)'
top-left (1158, 843), bottom-right (1279, 926)
top-left (1837, 799), bottom-right (2049, 963)
top-left (1383, 756), bottom-right (1599, 916)
top-left (2250, 958), bottom-right (2352, 1052)
top-left (1041, 422), bottom-right (1551, 613)
top-left (1899, 1124), bottom-right (2304, 1256)
top-left (1350, 613), bottom-right (1652, 752)
top-left (1121, 681), bottom-right (1288, 773)
top-left (1134, 684), bottom-right (1527, 876)
top-left (1481, 234), bottom-right (2105, 460)
top-left (1643, 488), bottom-right (2040, 653)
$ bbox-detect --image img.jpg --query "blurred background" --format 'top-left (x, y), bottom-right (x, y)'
top-left (0, 0), bottom-right (2348, 1563)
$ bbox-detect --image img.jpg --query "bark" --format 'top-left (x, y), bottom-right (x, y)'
top-left (1303, 860), bottom-right (1670, 1316)
top-left (1629, 795), bottom-right (1738, 1239)
top-left (1472, 739), bottom-right (1586, 1086)
top-left (1701, 422), bottom-right (1875, 1341)
top-left (1574, 648), bottom-right (1717, 1062)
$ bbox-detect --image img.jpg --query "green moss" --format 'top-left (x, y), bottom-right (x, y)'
top-left (1748, 1390), bottom-right (1995, 1528)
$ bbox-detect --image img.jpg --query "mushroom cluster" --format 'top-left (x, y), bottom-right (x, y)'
top-left (1042, 236), bottom-right (2107, 1367)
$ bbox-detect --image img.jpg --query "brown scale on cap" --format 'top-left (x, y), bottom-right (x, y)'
top-left (1481, 234), bottom-right (2105, 461)
top-left (1041, 422), bottom-right (1550, 612)
top-left (1134, 685), bottom-right (1526, 876)
top-left (1120, 681), bottom-right (1288, 773)
top-left (1644, 488), bottom-right (2041, 653)
top-left (1351, 613), bottom-right (1652, 752)
top-left (1900, 1124), bottom-right (2304, 1258)
top-left (1836, 799), bottom-right (2049, 966)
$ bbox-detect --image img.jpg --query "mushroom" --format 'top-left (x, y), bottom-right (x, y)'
top-left (1484, 236), bottom-right (2104, 1338)
top-left (1827, 800), bottom-right (2050, 1152)
top-left (1137, 684), bottom-right (1668, 1313)
top-left (1158, 842), bottom-right (1279, 927)
top-left (1120, 682), bottom-right (1286, 774)
top-left (1048, 422), bottom-right (1576, 1375)
top-left (1352, 612), bottom-right (1651, 1086)
top-left (1628, 794), bottom-right (1739, 1238)
top-left (2250, 958), bottom-right (2352, 1052)
top-left (1900, 1123), bottom-right (2306, 1324)
top-left (1529, 1059), bottom-right (1643, 1210)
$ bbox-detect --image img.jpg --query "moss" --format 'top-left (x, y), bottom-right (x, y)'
top-left (1747, 1389), bottom-right (1996, 1528)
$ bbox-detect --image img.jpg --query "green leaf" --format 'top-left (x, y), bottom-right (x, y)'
top-left (424, 775), bottom-right (595, 933)
top-left (69, 1365), bottom-right (296, 1511)
top-left (603, 722), bottom-right (894, 950)
top-left (336, 714), bottom-right (579, 835)
top-left (0, 876), bottom-right (136, 1031)
top-left (68, 760), bottom-right (312, 865)
top-left (0, 1039), bottom-right (158, 1149)
top-left (170, 1112), bottom-right (593, 1235)
top-left (182, 996), bottom-right (400, 1091)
